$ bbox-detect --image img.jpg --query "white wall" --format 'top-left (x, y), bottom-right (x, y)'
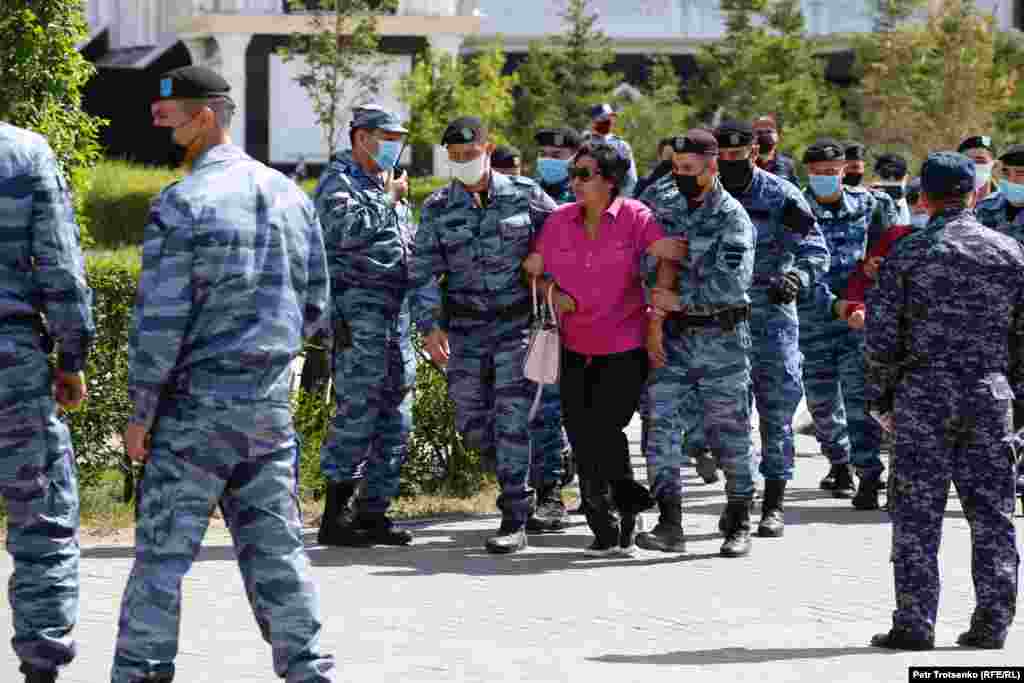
top-left (268, 53), bottom-right (413, 165)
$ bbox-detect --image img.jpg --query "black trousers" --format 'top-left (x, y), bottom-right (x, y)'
top-left (560, 346), bottom-right (650, 541)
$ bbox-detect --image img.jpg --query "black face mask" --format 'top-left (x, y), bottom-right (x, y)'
top-left (843, 173), bottom-right (863, 187)
top-left (718, 159), bottom-right (754, 193)
top-left (879, 184), bottom-right (905, 201)
top-left (674, 173), bottom-right (704, 199)
top-left (756, 134), bottom-right (776, 154)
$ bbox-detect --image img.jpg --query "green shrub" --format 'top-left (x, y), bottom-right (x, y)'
top-left (83, 160), bottom-right (181, 248)
top-left (410, 175), bottom-right (449, 206)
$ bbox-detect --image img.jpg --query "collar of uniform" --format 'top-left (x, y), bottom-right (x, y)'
top-left (573, 196), bottom-right (625, 223)
top-left (190, 143), bottom-right (247, 172)
top-left (932, 207), bottom-right (974, 226)
top-left (806, 185), bottom-right (857, 218)
top-left (333, 149), bottom-right (383, 189)
top-left (446, 170), bottom-right (515, 208)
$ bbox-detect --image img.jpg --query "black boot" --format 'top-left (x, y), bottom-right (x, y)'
top-left (485, 520), bottom-right (527, 554)
top-left (20, 665), bottom-right (57, 683)
top-left (693, 448), bottom-right (719, 484)
top-left (757, 480), bottom-right (786, 538)
top-left (852, 472), bottom-right (884, 510)
top-left (317, 482), bottom-right (372, 547)
top-left (720, 501), bottom-right (752, 557)
top-left (819, 463), bottom-right (841, 490)
top-left (358, 511), bottom-right (414, 546)
top-left (830, 463), bottom-right (856, 499)
top-left (957, 609), bottom-right (1007, 649)
top-left (870, 628), bottom-right (935, 651)
top-left (636, 497), bottom-right (685, 552)
top-left (527, 485), bottom-right (569, 533)
top-left (582, 478), bottom-right (620, 556)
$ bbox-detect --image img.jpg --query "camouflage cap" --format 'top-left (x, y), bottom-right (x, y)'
top-left (350, 104), bottom-right (408, 133)
top-left (920, 152), bottom-right (975, 195)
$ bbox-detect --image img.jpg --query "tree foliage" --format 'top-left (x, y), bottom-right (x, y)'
top-left (549, 0), bottom-right (620, 131)
top-left (278, 0), bottom-right (396, 157)
top-left (857, 0), bottom-right (1024, 163)
top-left (0, 0), bottom-right (107, 242)
top-left (615, 56), bottom-right (694, 172)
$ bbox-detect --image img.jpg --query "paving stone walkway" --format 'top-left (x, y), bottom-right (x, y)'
top-left (2, 415), bottom-right (1021, 682)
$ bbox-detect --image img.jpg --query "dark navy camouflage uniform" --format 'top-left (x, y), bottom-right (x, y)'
top-left (677, 169), bottom-right (829, 482)
top-left (408, 172), bottom-right (557, 526)
top-left (112, 144), bottom-right (334, 683)
top-left (759, 153), bottom-right (799, 187)
top-left (800, 186), bottom-right (891, 479)
top-left (315, 150), bottom-right (417, 513)
top-left (529, 177), bottom-right (574, 490)
top-left (866, 206), bottom-right (1022, 644)
top-left (0, 123), bottom-right (94, 675)
top-left (640, 176), bottom-right (756, 502)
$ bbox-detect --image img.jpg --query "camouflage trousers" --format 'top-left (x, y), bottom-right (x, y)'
top-left (0, 327), bottom-right (78, 673)
top-left (447, 316), bottom-right (533, 525)
top-left (645, 322), bottom-right (755, 502)
top-left (672, 298), bottom-right (803, 482)
top-left (529, 383), bottom-right (567, 490)
top-left (800, 317), bottom-right (883, 478)
top-left (320, 296), bottom-right (415, 513)
top-left (888, 373), bottom-right (1019, 641)
top-left (111, 403), bottom-right (333, 683)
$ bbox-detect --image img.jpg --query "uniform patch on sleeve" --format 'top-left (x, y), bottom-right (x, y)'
top-left (723, 243), bottom-right (746, 269)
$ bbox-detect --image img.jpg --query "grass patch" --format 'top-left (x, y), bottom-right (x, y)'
top-left (87, 246), bottom-right (142, 272)
top-left (84, 160), bottom-right (182, 248)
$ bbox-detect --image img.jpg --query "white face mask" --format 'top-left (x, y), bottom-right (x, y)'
top-left (448, 154), bottom-right (488, 186)
top-left (975, 162), bottom-right (993, 189)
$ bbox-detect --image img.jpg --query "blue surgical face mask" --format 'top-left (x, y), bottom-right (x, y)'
top-left (910, 212), bottom-right (929, 229)
top-left (536, 157), bottom-right (569, 185)
top-left (809, 174), bottom-right (842, 198)
top-left (1003, 179), bottom-right (1024, 206)
top-left (367, 137), bottom-right (403, 172)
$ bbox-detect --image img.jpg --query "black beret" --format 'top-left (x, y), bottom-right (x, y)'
top-left (490, 145), bottom-right (521, 169)
top-left (441, 116), bottom-right (484, 146)
top-left (671, 129), bottom-right (719, 155)
top-left (714, 120), bottom-right (754, 148)
top-left (803, 138), bottom-right (845, 164)
top-left (957, 135), bottom-right (994, 154)
top-left (844, 142), bottom-right (867, 161)
top-left (155, 66), bottom-right (232, 103)
top-left (999, 143), bottom-right (1024, 167)
top-left (535, 127), bottom-right (581, 149)
top-left (875, 153), bottom-right (908, 179)
top-left (920, 152), bottom-right (975, 195)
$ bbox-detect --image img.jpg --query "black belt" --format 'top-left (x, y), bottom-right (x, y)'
top-left (665, 304), bottom-right (751, 335)
top-left (448, 300), bottom-right (531, 322)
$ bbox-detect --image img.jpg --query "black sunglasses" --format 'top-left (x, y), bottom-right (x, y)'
top-left (569, 167), bottom-right (597, 181)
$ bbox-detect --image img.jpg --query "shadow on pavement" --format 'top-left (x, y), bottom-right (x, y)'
top-left (589, 645), bottom-right (961, 666)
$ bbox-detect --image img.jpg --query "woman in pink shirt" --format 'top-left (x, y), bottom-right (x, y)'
top-left (524, 143), bottom-right (686, 556)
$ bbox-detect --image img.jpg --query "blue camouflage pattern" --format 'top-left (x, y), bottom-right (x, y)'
top-left (865, 208), bottom-right (1022, 643)
top-left (678, 168), bottom-right (829, 482)
top-left (0, 123), bottom-right (94, 674)
top-left (639, 175), bottom-right (756, 502)
top-left (114, 144), bottom-right (334, 682)
top-left (315, 151), bottom-right (417, 512)
top-left (799, 185), bottom-right (890, 478)
top-left (408, 172), bottom-right (557, 524)
top-left (760, 152), bottom-right (799, 187)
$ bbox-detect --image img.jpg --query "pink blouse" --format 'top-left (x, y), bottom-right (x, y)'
top-left (533, 197), bottom-right (665, 356)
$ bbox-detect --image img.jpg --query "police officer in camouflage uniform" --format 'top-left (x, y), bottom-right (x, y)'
top-left (976, 143), bottom-right (1024, 512)
top-left (752, 115), bottom-right (799, 186)
top-left (801, 138), bottom-right (891, 509)
top-left (113, 66), bottom-right (334, 683)
top-left (959, 135), bottom-right (999, 203)
top-left (314, 105), bottom-right (417, 548)
top-left (409, 117), bottom-right (557, 554)
top-left (490, 145), bottom-right (523, 177)
top-left (525, 126), bottom-right (579, 532)
top-left (585, 104), bottom-right (638, 197)
top-left (842, 142), bottom-right (899, 241)
top-left (640, 130), bottom-right (757, 557)
top-left (654, 121), bottom-right (828, 543)
top-left (0, 123), bottom-right (94, 683)
top-left (867, 152), bottom-right (1021, 651)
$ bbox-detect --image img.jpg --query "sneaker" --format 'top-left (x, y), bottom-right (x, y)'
top-left (583, 539), bottom-right (620, 557)
top-left (618, 514), bottom-right (646, 556)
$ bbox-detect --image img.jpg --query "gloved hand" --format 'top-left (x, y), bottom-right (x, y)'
top-left (768, 271), bottom-right (802, 304)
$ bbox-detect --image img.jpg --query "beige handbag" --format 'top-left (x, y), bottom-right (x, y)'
top-left (524, 278), bottom-right (561, 421)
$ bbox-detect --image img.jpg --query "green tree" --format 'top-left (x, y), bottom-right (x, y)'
top-left (695, 0), bottom-right (848, 156)
top-left (550, 0), bottom-right (620, 130)
top-left (506, 42), bottom-right (564, 162)
top-left (615, 56), bottom-right (694, 173)
top-left (0, 0), bottom-right (107, 242)
top-left (397, 42), bottom-right (517, 152)
top-left (857, 0), bottom-right (1024, 162)
top-left (278, 0), bottom-right (397, 157)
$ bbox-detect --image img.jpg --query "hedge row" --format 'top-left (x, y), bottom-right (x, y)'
top-left (70, 253), bottom-right (483, 500)
top-left (84, 160), bottom-right (451, 248)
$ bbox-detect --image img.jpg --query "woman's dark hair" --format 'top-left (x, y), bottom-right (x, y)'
top-left (572, 142), bottom-right (629, 196)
